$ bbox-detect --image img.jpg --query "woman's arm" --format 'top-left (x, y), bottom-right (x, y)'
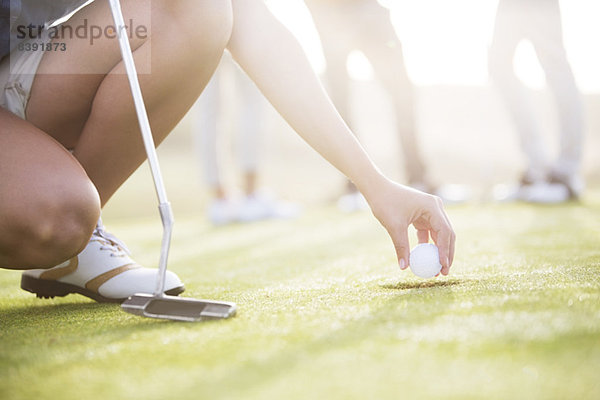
top-left (226, 0), bottom-right (455, 273)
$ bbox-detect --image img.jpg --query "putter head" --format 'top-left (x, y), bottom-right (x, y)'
top-left (122, 294), bottom-right (237, 322)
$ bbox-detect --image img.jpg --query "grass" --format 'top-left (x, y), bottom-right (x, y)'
top-left (1, 194), bottom-right (599, 399)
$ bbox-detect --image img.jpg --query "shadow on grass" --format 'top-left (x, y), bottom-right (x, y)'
top-left (0, 300), bottom-right (233, 330)
top-left (0, 301), bottom-right (107, 318)
top-left (0, 300), bottom-right (236, 377)
top-left (0, 302), bottom-right (161, 332)
top-left (379, 278), bottom-right (464, 291)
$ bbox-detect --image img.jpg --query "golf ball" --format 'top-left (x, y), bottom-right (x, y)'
top-left (409, 243), bottom-right (442, 278)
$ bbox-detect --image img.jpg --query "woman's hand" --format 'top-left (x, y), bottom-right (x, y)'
top-left (365, 179), bottom-right (456, 275)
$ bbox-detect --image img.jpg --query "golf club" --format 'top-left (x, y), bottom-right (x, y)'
top-left (107, 0), bottom-right (236, 321)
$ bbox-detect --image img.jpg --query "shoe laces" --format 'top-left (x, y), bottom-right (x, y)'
top-left (91, 219), bottom-right (131, 257)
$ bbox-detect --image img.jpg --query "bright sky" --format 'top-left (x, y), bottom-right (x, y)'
top-left (267, 0), bottom-right (600, 93)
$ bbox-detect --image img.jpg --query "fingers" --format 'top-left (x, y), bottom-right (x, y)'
top-left (372, 185), bottom-right (456, 277)
top-left (432, 197), bottom-right (456, 275)
top-left (443, 209), bottom-right (456, 267)
top-left (389, 225), bottom-right (410, 271)
top-left (417, 229), bottom-right (429, 244)
top-left (435, 226), bottom-right (452, 275)
top-left (439, 200), bottom-right (456, 271)
top-left (448, 224), bottom-right (456, 267)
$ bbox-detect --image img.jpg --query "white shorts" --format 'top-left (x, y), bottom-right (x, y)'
top-left (0, 30), bottom-right (52, 120)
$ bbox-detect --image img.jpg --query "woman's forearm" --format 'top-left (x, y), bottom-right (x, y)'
top-left (226, 0), bottom-right (386, 196)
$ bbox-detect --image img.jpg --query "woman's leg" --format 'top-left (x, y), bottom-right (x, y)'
top-left (0, 108), bottom-right (100, 269)
top-left (26, 0), bottom-right (233, 205)
top-left (1, 0), bottom-right (232, 270)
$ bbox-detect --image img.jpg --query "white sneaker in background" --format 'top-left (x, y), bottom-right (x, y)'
top-left (21, 220), bottom-right (185, 303)
top-left (493, 171), bottom-right (544, 203)
top-left (435, 184), bottom-right (473, 204)
top-left (207, 198), bottom-right (238, 226)
top-left (520, 181), bottom-right (571, 204)
top-left (492, 183), bottom-right (523, 202)
top-left (547, 171), bottom-right (584, 200)
top-left (238, 192), bottom-right (301, 223)
top-left (493, 171), bottom-right (582, 204)
top-left (337, 191), bottom-right (369, 213)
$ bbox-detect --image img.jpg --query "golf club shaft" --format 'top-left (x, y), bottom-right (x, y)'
top-left (108, 0), bottom-right (173, 296)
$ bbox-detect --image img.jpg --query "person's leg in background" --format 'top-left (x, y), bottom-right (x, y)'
top-left (353, 1), bottom-right (430, 191)
top-left (489, 0), bottom-right (583, 202)
top-left (308, 4), bottom-right (353, 136)
top-left (231, 61), bottom-right (301, 222)
top-left (489, 0), bottom-right (548, 186)
top-left (195, 55), bottom-right (299, 224)
top-left (198, 70), bottom-right (226, 199)
top-left (235, 59), bottom-right (261, 198)
top-left (195, 64), bottom-right (237, 225)
top-left (529, 0), bottom-right (584, 198)
top-left (306, 1), bottom-right (369, 211)
top-left (307, 1), bottom-right (437, 210)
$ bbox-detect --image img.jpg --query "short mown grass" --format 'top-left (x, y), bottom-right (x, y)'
top-left (1, 194), bottom-right (599, 399)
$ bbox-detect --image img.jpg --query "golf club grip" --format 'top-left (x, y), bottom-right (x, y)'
top-left (108, 0), bottom-right (173, 295)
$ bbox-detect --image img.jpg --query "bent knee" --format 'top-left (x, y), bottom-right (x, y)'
top-left (0, 181), bottom-right (100, 269)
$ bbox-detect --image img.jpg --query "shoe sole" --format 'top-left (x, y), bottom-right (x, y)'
top-left (20, 274), bottom-right (185, 304)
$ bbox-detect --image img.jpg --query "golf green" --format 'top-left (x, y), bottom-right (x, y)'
top-left (1, 196), bottom-right (599, 399)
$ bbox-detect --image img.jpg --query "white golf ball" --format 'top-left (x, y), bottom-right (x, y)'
top-left (409, 243), bottom-right (442, 278)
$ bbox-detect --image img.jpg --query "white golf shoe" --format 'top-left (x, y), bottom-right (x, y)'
top-left (21, 220), bottom-right (185, 303)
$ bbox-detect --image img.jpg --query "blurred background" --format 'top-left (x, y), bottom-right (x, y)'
top-left (102, 0), bottom-right (600, 220)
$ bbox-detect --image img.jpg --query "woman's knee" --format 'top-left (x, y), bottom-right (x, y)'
top-left (0, 179), bottom-right (100, 270)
